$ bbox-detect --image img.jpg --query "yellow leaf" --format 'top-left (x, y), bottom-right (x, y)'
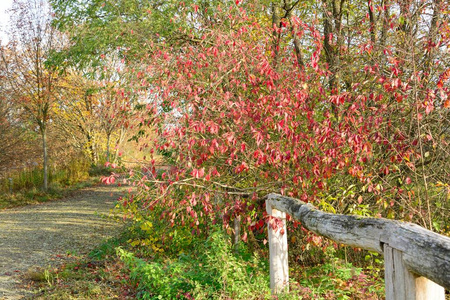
top-left (140, 221), bottom-right (153, 232)
top-left (129, 240), bottom-right (141, 247)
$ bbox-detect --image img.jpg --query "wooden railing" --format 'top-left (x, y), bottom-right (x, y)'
top-left (266, 193), bottom-right (450, 300)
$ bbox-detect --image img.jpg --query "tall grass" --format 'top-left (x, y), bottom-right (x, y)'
top-left (0, 157), bottom-right (90, 194)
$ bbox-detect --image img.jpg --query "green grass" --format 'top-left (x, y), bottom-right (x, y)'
top-left (117, 227), bottom-right (271, 300)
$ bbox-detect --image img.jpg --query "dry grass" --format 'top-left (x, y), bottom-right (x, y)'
top-left (24, 256), bottom-right (136, 300)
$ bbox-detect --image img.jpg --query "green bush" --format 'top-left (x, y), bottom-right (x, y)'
top-left (118, 227), bottom-right (271, 300)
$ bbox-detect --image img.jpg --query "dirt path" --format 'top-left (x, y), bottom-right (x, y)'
top-left (0, 184), bottom-right (129, 300)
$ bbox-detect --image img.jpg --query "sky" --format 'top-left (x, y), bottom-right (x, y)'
top-left (0, 0), bottom-right (13, 45)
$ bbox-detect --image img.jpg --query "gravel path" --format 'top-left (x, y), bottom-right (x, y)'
top-left (0, 184), bottom-right (128, 300)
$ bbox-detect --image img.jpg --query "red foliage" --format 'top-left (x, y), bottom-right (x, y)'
top-left (129, 2), bottom-right (449, 232)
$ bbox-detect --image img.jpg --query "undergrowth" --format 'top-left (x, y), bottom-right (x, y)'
top-left (117, 227), bottom-right (271, 299)
top-left (27, 212), bottom-right (386, 299)
top-left (0, 162), bottom-right (117, 209)
top-left (22, 182), bottom-right (385, 299)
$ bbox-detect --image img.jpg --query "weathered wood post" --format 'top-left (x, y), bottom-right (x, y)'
top-left (384, 244), bottom-right (445, 300)
top-left (266, 193), bottom-right (449, 299)
top-left (266, 199), bottom-right (289, 294)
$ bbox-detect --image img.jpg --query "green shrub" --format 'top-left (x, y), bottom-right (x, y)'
top-left (118, 227), bottom-right (271, 299)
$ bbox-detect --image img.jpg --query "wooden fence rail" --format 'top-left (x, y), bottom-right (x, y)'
top-left (266, 193), bottom-right (450, 300)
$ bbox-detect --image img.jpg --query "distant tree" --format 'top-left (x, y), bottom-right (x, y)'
top-left (55, 66), bottom-right (135, 165)
top-left (0, 85), bottom-right (40, 173)
top-left (49, 0), bottom-right (272, 69)
top-left (52, 71), bottom-right (100, 163)
top-left (0, 0), bottom-right (63, 191)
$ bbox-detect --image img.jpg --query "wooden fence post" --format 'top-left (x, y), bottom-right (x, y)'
top-left (266, 200), bottom-right (289, 294)
top-left (384, 244), bottom-right (445, 300)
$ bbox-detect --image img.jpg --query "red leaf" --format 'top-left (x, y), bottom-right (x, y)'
top-left (242, 232), bottom-right (248, 242)
top-left (192, 168), bottom-right (205, 178)
top-left (101, 175), bottom-right (116, 185)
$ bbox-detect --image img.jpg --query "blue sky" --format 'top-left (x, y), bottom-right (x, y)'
top-left (0, 0), bottom-right (13, 44)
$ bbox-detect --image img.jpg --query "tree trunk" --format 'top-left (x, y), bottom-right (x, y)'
top-left (87, 133), bottom-right (96, 164)
top-left (106, 133), bottom-right (111, 163)
top-left (323, 0), bottom-right (345, 95)
top-left (367, 0), bottom-right (376, 44)
top-left (113, 127), bottom-right (125, 164)
top-left (41, 127), bottom-right (48, 191)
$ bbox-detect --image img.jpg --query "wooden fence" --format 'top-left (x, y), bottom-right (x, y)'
top-left (266, 193), bottom-right (450, 300)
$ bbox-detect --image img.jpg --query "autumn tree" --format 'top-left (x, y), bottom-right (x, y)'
top-left (53, 0), bottom-right (449, 235)
top-left (127, 8), bottom-right (371, 233)
top-left (55, 65), bottom-right (137, 166)
top-left (50, 0), bottom-right (191, 69)
top-left (312, 0), bottom-right (450, 229)
top-left (0, 0), bottom-right (63, 191)
top-left (49, 0), bottom-right (273, 70)
top-left (119, 0), bottom-right (449, 234)
top-left (52, 71), bottom-right (101, 163)
top-left (0, 83), bottom-right (40, 173)
top-left (259, 0), bottom-right (450, 230)
top-left (92, 54), bottom-right (134, 164)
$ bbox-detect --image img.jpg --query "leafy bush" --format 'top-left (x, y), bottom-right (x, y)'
top-left (118, 227), bottom-right (271, 299)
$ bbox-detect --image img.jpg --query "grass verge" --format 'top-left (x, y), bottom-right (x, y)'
top-left (0, 177), bottom-right (100, 210)
top-left (24, 219), bottom-right (386, 300)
